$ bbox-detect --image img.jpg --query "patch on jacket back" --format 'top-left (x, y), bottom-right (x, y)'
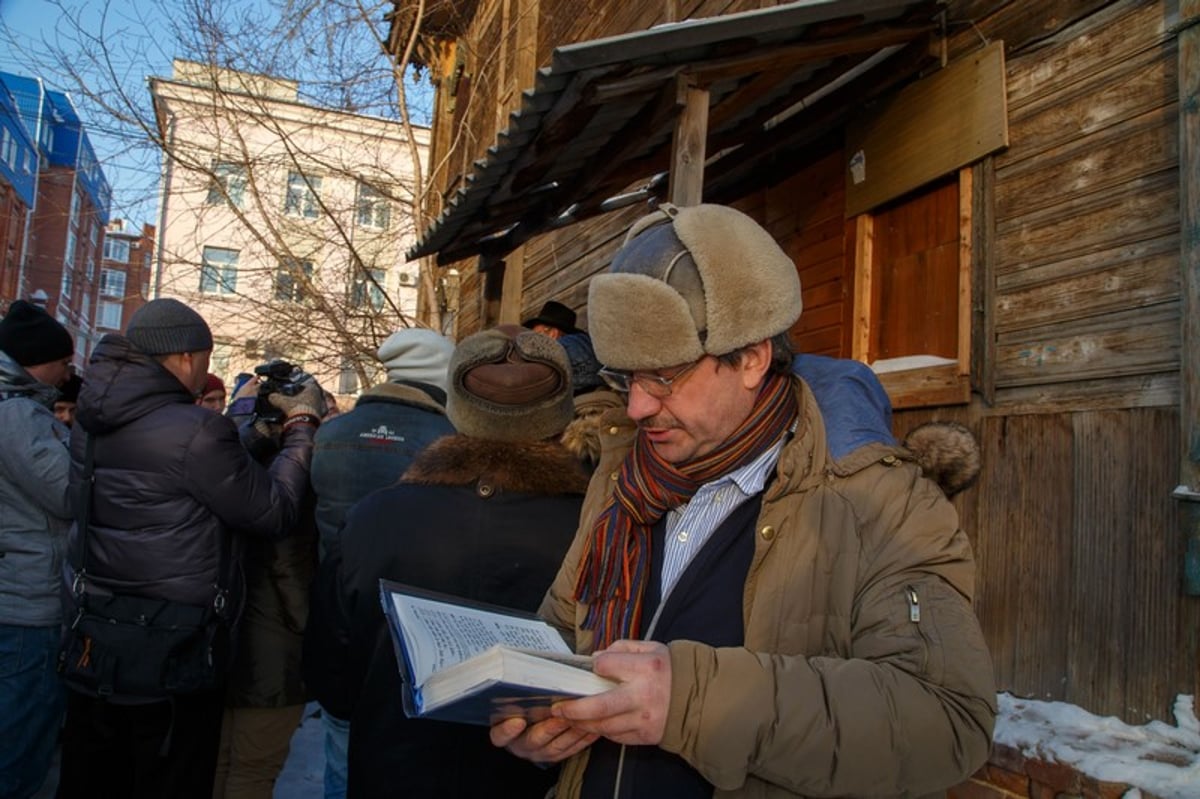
top-left (359, 424), bottom-right (407, 443)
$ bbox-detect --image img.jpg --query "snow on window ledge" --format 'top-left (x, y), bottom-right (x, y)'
top-left (869, 354), bottom-right (959, 374)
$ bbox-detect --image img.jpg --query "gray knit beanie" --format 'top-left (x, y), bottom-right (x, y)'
top-left (377, 328), bottom-right (454, 391)
top-left (446, 325), bottom-right (574, 443)
top-left (125, 298), bottom-right (213, 355)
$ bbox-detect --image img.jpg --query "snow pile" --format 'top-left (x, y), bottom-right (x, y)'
top-left (993, 693), bottom-right (1200, 799)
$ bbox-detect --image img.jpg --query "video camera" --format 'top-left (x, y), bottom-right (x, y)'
top-left (252, 359), bottom-right (310, 424)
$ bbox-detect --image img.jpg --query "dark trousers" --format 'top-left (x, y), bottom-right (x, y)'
top-left (56, 686), bottom-right (225, 799)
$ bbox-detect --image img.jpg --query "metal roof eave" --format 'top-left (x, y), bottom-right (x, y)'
top-left (408, 0), bottom-right (936, 265)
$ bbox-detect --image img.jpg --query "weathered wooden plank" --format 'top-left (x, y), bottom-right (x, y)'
top-left (669, 79), bottom-right (709, 206)
top-left (878, 363), bottom-right (970, 409)
top-left (1004, 1), bottom-right (1176, 111)
top-left (1067, 409), bottom-right (1134, 713)
top-left (996, 231), bottom-right (1179, 293)
top-left (973, 412), bottom-right (1075, 700)
top-left (946, 0), bottom-right (1111, 66)
top-left (995, 247), bottom-right (1179, 332)
top-left (995, 104), bottom-right (1179, 220)
top-left (994, 171), bottom-right (1178, 274)
top-left (845, 41), bottom-right (1008, 216)
top-left (999, 48), bottom-right (1177, 168)
top-left (1121, 408), bottom-right (1188, 720)
top-left (995, 303), bottom-right (1180, 387)
top-left (989, 373), bottom-right (1179, 416)
top-left (972, 157), bottom-right (997, 404)
top-left (851, 215), bottom-right (873, 361)
top-left (1180, 0), bottom-right (1200, 502)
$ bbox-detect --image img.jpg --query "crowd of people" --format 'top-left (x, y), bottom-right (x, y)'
top-left (1, 203), bottom-right (996, 799)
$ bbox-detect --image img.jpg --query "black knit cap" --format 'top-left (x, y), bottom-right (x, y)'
top-left (125, 298), bottom-right (213, 355)
top-left (0, 300), bottom-right (74, 366)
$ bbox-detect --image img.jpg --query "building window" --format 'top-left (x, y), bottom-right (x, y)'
top-left (64, 230), bottom-right (76, 269)
top-left (350, 268), bottom-right (385, 310)
top-left (85, 258), bottom-right (94, 281)
top-left (356, 183), bottom-right (391, 230)
top-left (199, 246), bottom-right (239, 295)
top-left (69, 188), bottom-right (80, 227)
top-left (100, 268), bottom-right (126, 297)
top-left (0, 127), bottom-right (16, 169)
top-left (60, 268), bottom-right (73, 299)
top-left (206, 162), bottom-right (247, 208)
top-left (97, 300), bottom-right (122, 330)
top-left (103, 237), bottom-right (130, 262)
top-left (338, 357), bottom-right (359, 395)
top-left (274, 259), bottom-right (313, 303)
top-left (284, 172), bottom-right (321, 218)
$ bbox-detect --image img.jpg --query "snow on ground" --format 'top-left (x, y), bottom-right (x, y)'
top-left (275, 703), bottom-right (326, 798)
top-left (271, 695), bottom-right (1200, 798)
top-left (994, 693), bottom-right (1200, 799)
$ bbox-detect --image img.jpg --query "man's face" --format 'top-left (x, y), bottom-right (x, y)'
top-left (25, 357), bottom-right (72, 388)
top-left (197, 388), bottom-right (226, 411)
top-left (188, 351), bottom-right (213, 395)
top-left (530, 323), bottom-right (563, 340)
top-left (53, 401), bottom-right (77, 427)
top-left (623, 342), bottom-right (771, 464)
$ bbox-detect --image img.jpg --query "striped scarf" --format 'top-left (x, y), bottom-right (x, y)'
top-left (574, 371), bottom-right (798, 648)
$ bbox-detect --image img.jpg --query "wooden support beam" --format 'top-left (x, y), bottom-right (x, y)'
top-left (668, 77), bottom-right (709, 207)
top-left (957, 167), bottom-right (973, 375)
top-left (1176, 0), bottom-right (1200, 595)
top-left (851, 214), bottom-right (874, 363)
top-left (499, 245), bottom-right (525, 324)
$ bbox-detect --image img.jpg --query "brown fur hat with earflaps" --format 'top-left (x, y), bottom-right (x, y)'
top-left (587, 203), bottom-right (803, 370)
top-left (445, 324), bottom-right (575, 443)
top-left (903, 421), bottom-right (982, 498)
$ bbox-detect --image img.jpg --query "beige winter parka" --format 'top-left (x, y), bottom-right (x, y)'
top-left (538, 376), bottom-right (996, 798)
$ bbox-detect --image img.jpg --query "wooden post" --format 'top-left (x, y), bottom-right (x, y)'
top-left (668, 76), bottom-right (709, 207)
top-left (851, 214), bottom-right (874, 363)
top-left (499, 245), bottom-right (525, 324)
top-left (480, 256), bottom-right (506, 329)
top-left (1177, 0), bottom-right (1200, 595)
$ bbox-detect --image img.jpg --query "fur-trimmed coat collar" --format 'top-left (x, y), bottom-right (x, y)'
top-left (402, 435), bottom-right (589, 496)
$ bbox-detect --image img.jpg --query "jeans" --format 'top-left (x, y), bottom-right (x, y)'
top-left (0, 623), bottom-right (65, 799)
top-left (321, 708), bottom-right (350, 799)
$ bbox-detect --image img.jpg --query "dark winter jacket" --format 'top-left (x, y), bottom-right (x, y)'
top-left (66, 334), bottom-right (315, 618)
top-left (303, 435), bottom-right (588, 799)
top-left (222, 422), bottom-right (320, 709)
top-left (310, 381), bottom-right (454, 558)
top-left (0, 349), bottom-right (72, 626)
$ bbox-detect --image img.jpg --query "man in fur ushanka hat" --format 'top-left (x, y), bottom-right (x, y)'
top-left (492, 204), bottom-right (996, 799)
top-left (304, 325), bottom-right (588, 798)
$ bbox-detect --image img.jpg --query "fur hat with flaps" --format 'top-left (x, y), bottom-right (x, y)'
top-left (446, 325), bottom-right (574, 443)
top-left (588, 203), bottom-right (803, 370)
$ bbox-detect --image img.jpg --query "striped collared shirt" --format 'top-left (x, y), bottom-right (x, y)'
top-left (658, 434), bottom-right (788, 601)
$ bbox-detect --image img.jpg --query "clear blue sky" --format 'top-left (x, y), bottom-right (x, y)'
top-left (0, 0), bottom-right (424, 229)
top-left (0, 0), bottom-right (177, 226)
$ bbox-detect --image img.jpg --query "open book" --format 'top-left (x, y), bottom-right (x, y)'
top-left (379, 580), bottom-right (617, 726)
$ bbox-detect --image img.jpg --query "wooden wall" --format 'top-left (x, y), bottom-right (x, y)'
top-left (895, 0), bottom-right (1198, 723)
top-left (433, 0), bottom-right (1200, 724)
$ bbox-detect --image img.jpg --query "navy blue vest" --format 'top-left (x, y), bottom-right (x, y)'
top-left (581, 492), bottom-right (763, 799)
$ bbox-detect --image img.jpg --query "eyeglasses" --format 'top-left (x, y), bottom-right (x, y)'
top-left (597, 358), bottom-right (703, 398)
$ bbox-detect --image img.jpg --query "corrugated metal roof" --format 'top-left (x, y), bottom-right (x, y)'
top-left (410, 0), bottom-right (939, 264)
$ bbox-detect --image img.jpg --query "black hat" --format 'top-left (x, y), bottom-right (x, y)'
top-left (125, 298), bottom-right (213, 355)
top-left (0, 300), bottom-right (74, 366)
top-left (57, 373), bottom-right (82, 403)
top-left (521, 301), bottom-right (581, 335)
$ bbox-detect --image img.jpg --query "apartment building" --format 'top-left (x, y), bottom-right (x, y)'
top-left (0, 77), bottom-right (36, 310)
top-left (149, 59), bottom-right (429, 398)
top-left (0, 72), bottom-right (112, 367)
top-left (95, 219), bottom-right (154, 337)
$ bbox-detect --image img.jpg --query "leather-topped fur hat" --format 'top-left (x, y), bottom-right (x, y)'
top-left (588, 203), bottom-right (803, 370)
top-left (446, 325), bottom-right (574, 442)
